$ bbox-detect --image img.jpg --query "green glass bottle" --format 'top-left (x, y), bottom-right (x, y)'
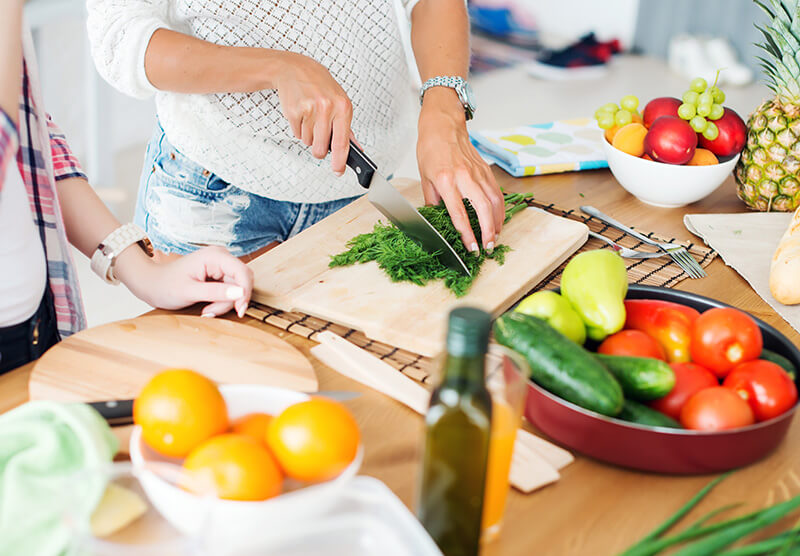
top-left (417, 307), bottom-right (493, 556)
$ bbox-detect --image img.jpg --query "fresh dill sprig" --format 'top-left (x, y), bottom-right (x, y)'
top-left (329, 192), bottom-right (531, 297)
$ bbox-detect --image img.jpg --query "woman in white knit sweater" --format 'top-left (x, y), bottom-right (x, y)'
top-left (87, 0), bottom-right (503, 260)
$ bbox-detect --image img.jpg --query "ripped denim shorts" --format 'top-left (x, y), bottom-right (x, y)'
top-left (134, 121), bottom-right (361, 257)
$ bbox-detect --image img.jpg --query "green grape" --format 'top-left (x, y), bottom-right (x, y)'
top-left (708, 104), bottom-right (724, 120)
top-left (713, 88), bottom-right (725, 103)
top-left (601, 102), bottom-right (619, 114)
top-left (690, 77), bottom-right (708, 93)
top-left (690, 116), bottom-right (708, 133)
top-left (703, 121), bottom-right (719, 140)
top-left (678, 103), bottom-right (696, 120)
top-left (698, 92), bottom-right (713, 105)
top-left (614, 109), bottom-right (633, 126)
top-left (682, 91), bottom-right (700, 105)
top-left (620, 95), bottom-right (639, 111)
top-left (595, 108), bottom-right (609, 120)
top-left (598, 114), bottom-right (615, 130)
top-left (697, 103), bottom-right (712, 117)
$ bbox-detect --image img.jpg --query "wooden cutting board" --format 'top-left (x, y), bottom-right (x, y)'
top-left (250, 180), bottom-right (588, 356)
top-left (29, 314), bottom-right (318, 402)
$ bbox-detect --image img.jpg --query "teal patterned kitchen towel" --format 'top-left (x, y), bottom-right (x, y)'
top-left (470, 118), bottom-right (608, 177)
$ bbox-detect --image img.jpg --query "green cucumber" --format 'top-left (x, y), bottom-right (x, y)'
top-left (494, 312), bottom-right (623, 416)
top-left (594, 354), bottom-right (675, 401)
top-left (761, 349), bottom-right (797, 380)
top-left (617, 399), bottom-right (682, 429)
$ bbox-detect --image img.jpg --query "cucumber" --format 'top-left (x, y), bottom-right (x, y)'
top-left (494, 312), bottom-right (623, 416)
top-left (616, 399), bottom-right (682, 429)
top-left (594, 354), bottom-right (675, 401)
top-left (761, 349), bottom-right (797, 380)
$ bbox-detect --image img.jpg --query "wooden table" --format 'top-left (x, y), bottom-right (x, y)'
top-left (2, 168), bottom-right (798, 555)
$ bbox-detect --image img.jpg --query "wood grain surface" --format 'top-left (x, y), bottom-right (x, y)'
top-left (249, 179), bottom-right (588, 356)
top-left (28, 314), bottom-right (318, 402)
top-left (3, 168), bottom-right (800, 555)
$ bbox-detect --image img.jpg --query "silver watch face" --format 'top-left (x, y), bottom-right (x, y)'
top-left (458, 81), bottom-right (476, 112)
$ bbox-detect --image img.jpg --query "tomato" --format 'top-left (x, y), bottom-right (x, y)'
top-left (649, 362), bottom-right (718, 420)
top-left (690, 308), bottom-right (763, 378)
top-left (722, 360), bottom-right (798, 421)
top-left (597, 330), bottom-right (666, 360)
top-left (680, 387), bottom-right (755, 431)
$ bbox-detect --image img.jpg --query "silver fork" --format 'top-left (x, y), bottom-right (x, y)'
top-left (588, 231), bottom-right (666, 259)
top-left (580, 206), bottom-right (707, 279)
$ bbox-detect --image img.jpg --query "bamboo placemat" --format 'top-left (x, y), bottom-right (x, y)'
top-left (246, 203), bottom-right (717, 383)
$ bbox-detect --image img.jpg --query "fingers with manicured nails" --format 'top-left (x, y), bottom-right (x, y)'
top-left (421, 180), bottom-right (442, 206)
top-left (330, 108), bottom-right (351, 176)
top-left (436, 173), bottom-right (478, 253)
top-left (201, 301), bottom-right (235, 318)
top-left (458, 170), bottom-right (496, 251)
top-left (300, 106), bottom-right (314, 147)
top-left (311, 99), bottom-right (333, 159)
top-left (480, 167), bottom-right (505, 235)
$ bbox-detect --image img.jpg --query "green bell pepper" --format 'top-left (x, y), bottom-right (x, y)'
top-left (514, 290), bottom-right (586, 344)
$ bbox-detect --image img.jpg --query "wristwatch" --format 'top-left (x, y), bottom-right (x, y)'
top-left (90, 223), bottom-right (154, 285)
top-left (419, 76), bottom-right (476, 121)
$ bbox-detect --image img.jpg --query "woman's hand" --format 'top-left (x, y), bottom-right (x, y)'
top-left (120, 246), bottom-right (254, 318)
top-left (416, 88), bottom-right (503, 253)
top-left (274, 52), bottom-right (354, 177)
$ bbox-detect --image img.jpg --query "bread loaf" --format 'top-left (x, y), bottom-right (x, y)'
top-left (770, 207), bottom-right (800, 305)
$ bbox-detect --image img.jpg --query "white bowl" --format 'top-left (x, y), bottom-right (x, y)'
top-left (129, 384), bottom-right (363, 548)
top-left (602, 136), bottom-right (740, 208)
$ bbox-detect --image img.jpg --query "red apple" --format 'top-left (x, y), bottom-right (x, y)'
top-left (642, 97), bottom-right (682, 128)
top-left (698, 107), bottom-right (746, 159)
top-left (644, 116), bottom-right (697, 165)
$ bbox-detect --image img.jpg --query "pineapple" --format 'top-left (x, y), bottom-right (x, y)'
top-left (735, 0), bottom-right (800, 211)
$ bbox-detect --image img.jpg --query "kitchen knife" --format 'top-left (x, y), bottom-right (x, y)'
top-left (88, 390), bottom-right (362, 427)
top-left (344, 140), bottom-right (471, 276)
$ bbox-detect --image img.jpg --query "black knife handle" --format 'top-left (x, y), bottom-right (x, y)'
top-left (345, 139), bottom-right (376, 190)
top-left (88, 399), bottom-right (134, 426)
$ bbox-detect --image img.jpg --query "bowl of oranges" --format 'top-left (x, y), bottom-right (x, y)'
top-left (596, 78), bottom-right (746, 208)
top-left (129, 369), bottom-right (362, 545)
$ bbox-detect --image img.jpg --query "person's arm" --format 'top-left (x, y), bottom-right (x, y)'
top-left (0, 0), bottom-right (22, 126)
top-left (86, 0), bottom-right (353, 175)
top-left (49, 120), bottom-right (253, 318)
top-left (410, 0), bottom-right (503, 253)
top-left (0, 0), bottom-right (23, 186)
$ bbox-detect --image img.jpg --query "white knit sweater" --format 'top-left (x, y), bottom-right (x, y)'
top-left (87, 0), bottom-right (421, 202)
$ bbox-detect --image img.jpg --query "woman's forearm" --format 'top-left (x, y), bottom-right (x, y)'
top-left (144, 29), bottom-right (287, 94)
top-left (55, 177), bottom-right (121, 258)
top-left (0, 1), bottom-right (23, 124)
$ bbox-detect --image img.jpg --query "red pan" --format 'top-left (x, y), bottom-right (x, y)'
top-left (524, 285), bottom-right (800, 474)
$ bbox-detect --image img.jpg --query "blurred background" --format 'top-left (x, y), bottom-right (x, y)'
top-left (28, 0), bottom-right (770, 325)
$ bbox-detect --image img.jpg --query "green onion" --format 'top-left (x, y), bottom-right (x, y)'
top-left (620, 474), bottom-right (730, 556)
top-left (717, 531), bottom-right (794, 556)
top-left (673, 494), bottom-right (800, 555)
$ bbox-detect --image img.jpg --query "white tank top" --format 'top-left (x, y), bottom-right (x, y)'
top-left (0, 162), bottom-right (47, 327)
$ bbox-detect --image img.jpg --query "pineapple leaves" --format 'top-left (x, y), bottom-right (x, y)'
top-left (756, 24), bottom-right (783, 58)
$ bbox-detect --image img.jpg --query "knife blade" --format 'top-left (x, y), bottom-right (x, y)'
top-left (87, 390), bottom-right (362, 427)
top-left (344, 140), bottom-right (471, 276)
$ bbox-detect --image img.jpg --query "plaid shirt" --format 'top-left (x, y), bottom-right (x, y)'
top-left (0, 58), bottom-right (87, 337)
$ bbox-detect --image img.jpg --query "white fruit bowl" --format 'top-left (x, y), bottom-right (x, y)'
top-left (602, 137), bottom-right (740, 208)
top-left (129, 384), bottom-right (363, 550)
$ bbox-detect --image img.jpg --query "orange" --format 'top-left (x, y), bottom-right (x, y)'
top-left (631, 111), bottom-right (644, 125)
top-left (266, 398), bottom-right (360, 483)
top-left (687, 148), bottom-right (718, 166)
top-left (230, 412), bottom-right (272, 446)
top-left (612, 123), bottom-right (647, 157)
top-left (133, 369), bottom-right (228, 458)
top-left (182, 434), bottom-right (283, 501)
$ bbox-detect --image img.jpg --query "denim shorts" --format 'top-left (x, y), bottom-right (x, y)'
top-left (135, 122), bottom-right (361, 257)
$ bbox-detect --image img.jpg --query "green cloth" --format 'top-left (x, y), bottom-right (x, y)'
top-left (0, 401), bottom-right (118, 556)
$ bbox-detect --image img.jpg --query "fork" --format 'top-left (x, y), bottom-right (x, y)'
top-left (580, 206), bottom-right (707, 279)
top-left (588, 232), bottom-right (666, 259)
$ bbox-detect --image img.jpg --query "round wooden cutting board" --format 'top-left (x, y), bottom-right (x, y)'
top-left (29, 314), bottom-right (318, 402)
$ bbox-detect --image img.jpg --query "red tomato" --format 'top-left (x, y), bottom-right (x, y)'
top-left (649, 362), bottom-right (718, 420)
top-left (597, 330), bottom-right (666, 360)
top-left (680, 387), bottom-right (755, 431)
top-left (690, 308), bottom-right (763, 378)
top-left (722, 360), bottom-right (798, 421)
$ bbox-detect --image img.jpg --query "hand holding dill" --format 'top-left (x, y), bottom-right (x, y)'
top-left (329, 192), bottom-right (532, 297)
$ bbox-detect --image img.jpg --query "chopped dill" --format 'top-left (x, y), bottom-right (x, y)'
top-left (329, 192), bottom-right (531, 297)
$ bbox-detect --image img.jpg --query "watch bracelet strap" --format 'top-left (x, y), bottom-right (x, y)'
top-left (419, 76), bottom-right (466, 102)
top-left (90, 223), bottom-right (150, 285)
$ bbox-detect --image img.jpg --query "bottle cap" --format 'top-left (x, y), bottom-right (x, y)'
top-left (446, 307), bottom-right (491, 357)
